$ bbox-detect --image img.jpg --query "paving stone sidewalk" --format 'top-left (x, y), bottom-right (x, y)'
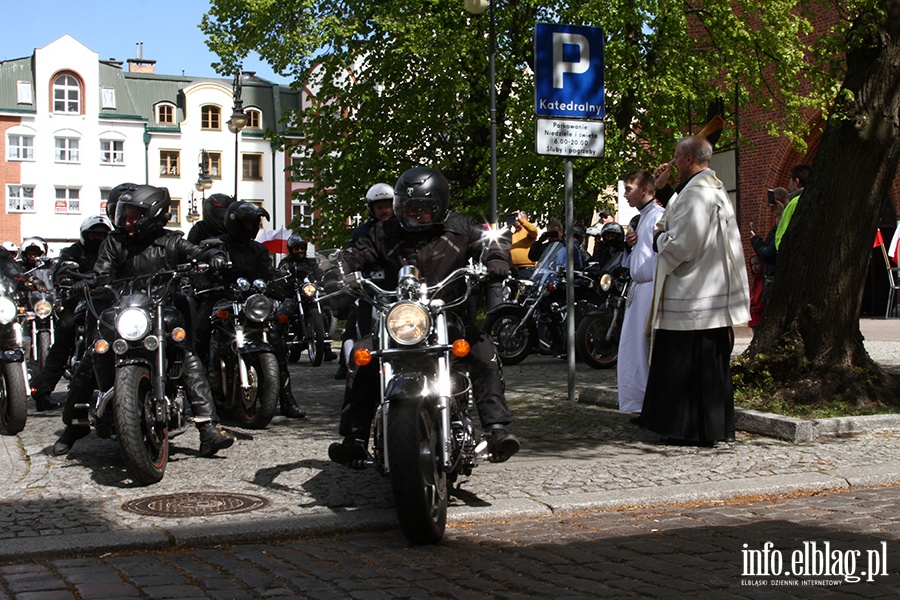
top-left (1, 321), bottom-right (899, 561)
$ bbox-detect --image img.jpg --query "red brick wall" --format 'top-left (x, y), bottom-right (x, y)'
top-left (0, 116), bottom-right (22, 244)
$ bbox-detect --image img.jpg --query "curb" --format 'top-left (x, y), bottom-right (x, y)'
top-left (577, 387), bottom-right (900, 443)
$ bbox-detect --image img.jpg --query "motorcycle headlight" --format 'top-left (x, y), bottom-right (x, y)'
top-left (34, 299), bottom-right (52, 319)
top-left (235, 278), bottom-right (251, 292)
top-left (600, 273), bottom-right (613, 292)
top-left (386, 301), bottom-right (431, 346)
top-left (116, 308), bottom-right (151, 341)
top-left (253, 279), bottom-right (267, 292)
top-left (0, 297), bottom-right (16, 325)
top-left (301, 282), bottom-right (318, 298)
top-left (244, 293), bottom-right (272, 322)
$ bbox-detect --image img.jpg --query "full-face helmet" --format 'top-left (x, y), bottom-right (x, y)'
top-left (113, 185), bottom-right (171, 238)
top-left (224, 201), bottom-right (270, 244)
top-left (203, 193), bottom-right (236, 234)
top-left (106, 182), bottom-right (139, 222)
top-left (79, 215), bottom-right (113, 252)
top-left (393, 167), bottom-right (450, 232)
top-left (598, 222), bottom-right (625, 247)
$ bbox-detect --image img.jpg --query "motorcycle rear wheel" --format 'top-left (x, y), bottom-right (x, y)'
top-left (114, 365), bottom-right (168, 485)
top-left (575, 309), bottom-right (620, 369)
top-left (306, 310), bottom-right (326, 367)
top-left (0, 362), bottom-right (28, 435)
top-left (482, 307), bottom-right (533, 366)
top-left (387, 396), bottom-right (447, 545)
top-left (233, 353), bottom-right (279, 429)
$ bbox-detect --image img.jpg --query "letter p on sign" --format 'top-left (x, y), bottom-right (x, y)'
top-left (553, 33), bottom-right (590, 89)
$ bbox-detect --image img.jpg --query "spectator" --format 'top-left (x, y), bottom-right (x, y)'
top-left (748, 255), bottom-right (764, 333)
top-left (527, 219), bottom-right (564, 263)
top-left (774, 164), bottom-right (811, 250)
top-left (508, 211), bottom-right (538, 278)
top-left (750, 187), bottom-right (788, 306)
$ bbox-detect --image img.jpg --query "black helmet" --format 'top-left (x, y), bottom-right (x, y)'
top-left (224, 201), bottom-right (270, 244)
top-left (599, 222), bottom-right (624, 247)
top-left (572, 225), bottom-right (586, 243)
top-left (203, 193), bottom-right (236, 234)
top-left (106, 182), bottom-right (139, 222)
top-left (114, 185), bottom-right (171, 238)
top-left (393, 167), bottom-right (450, 232)
top-left (364, 183), bottom-right (394, 219)
top-left (286, 234), bottom-right (307, 256)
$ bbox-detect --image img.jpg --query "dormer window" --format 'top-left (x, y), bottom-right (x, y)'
top-left (156, 103), bottom-right (175, 125)
top-left (53, 73), bottom-right (81, 114)
top-left (246, 108), bottom-right (262, 129)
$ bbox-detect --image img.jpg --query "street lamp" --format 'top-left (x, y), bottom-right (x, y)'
top-left (464, 0), bottom-right (497, 228)
top-left (227, 71), bottom-right (247, 200)
top-left (191, 149), bottom-right (213, 222)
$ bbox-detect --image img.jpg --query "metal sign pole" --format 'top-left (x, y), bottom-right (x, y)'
top-left (565, 159), bottom-right (576, 403)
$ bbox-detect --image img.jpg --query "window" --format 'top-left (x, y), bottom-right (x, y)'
top-left (100, 140), bottom-right (124, 164)
top-left (156, 104), bottom-right (175, 125)
top-left (55, 187), bottom-right (80, 214)
top-left (242, 154), bottom-right (262, 180)
top-left (201, 105), bottom-right (221, 130)
top-left (53, 74), bottom-right (80, 114)
top-left (160, 150), bottom-right (179, 176)
top-left (292, 201), bottom-right (314, 228)
top-left (16, 81), bottom-right (32, 105)
top-left (100, 188), bottom-right (110, 217)
top-left (55, 137), bottom-right (80, 163)
top-left (101, 87), bottom-right (116, 109)
top-left (169, 198), bottom-right (181, 224)
top-left (246, 109), bottom-right (262, 129)
top-left (203, 152), bottom-right (222, 179)
top-left (7, 185), bottom-right (35, 212)
top-left (7, 134), bottom-right (34, 160)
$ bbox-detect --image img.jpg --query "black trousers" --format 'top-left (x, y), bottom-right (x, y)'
top-left (31, 301), bottom-right (78, 397)
top-left (338, 325), bottom-right (510, 441)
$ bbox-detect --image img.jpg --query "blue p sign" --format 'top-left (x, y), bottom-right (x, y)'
top-left (535, 23), bottom-right (605, 119)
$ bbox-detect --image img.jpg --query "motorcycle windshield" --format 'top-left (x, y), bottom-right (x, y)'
top-left (531, 241), bottom-right (566, 286)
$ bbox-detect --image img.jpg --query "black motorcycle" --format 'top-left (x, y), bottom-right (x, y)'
top-left (208, 277), bottom-right (280, 429)
top-left (81, 263), bottom-right (202, 485)
top-left (0, 273), bottom-right (31, 435)
top-left (279, 269), bottom-right (327, 366)
top-left (482, 242), bottom-right (605, 365)
top-left (575, 257), bottom-right (630, 369)
top-left (328, 263), bottom-right (491, 544)
top-left (21, 261), bottom-right (56, 370)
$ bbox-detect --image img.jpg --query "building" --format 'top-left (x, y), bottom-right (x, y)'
top-left (0, 35), bottom-right (313, 254)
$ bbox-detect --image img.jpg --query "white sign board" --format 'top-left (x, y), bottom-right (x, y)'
top-left (535, 118), bottom-right (605, 158)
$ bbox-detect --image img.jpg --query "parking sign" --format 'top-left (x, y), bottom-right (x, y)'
top-left (534, 23), bottom-right (605, 119)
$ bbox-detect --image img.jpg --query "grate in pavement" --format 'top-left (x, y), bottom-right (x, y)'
top-left (121, 492), bottom-right (270, 517)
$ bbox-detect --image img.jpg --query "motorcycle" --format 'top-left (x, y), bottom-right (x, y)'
top-left (80, 263), bottom-right (203, 485)
top-left (21, 260), bottom-right (56, 370)
top-left (0, 273), bottom-right (31, 435)
top-left (332, 263), bottom-right (491, 544)
top-left (207, 277), bottom-right (280, 429)
top-left (482, 242), bottom-right (605, 365)
top-left (574, 256), bottom-right (630, 369)
top-left (279, 269), bottom-right (328, 366)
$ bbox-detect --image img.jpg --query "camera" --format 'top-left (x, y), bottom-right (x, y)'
top-left (767, 188), bottom-right (775, 207)
top-left (505, 213), bottom-right (518, 226)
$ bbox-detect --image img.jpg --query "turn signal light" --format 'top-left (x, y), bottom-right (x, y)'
top-left (216, 309), bottom-right (230, 319)
top-left (277, 314), bottom-right (289, 324)
top-left (353, 348), bottom-right (372, 366)
top-left (171, 328), bottom-right (186, 342)
top-left (94, 339), bottom-right (110, 354)
top-left (452, 339), bottom-right (470, 358)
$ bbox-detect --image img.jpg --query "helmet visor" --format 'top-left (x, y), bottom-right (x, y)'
top-left (397, 197), bottom-right (441, 231)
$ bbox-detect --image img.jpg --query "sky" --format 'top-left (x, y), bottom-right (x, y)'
top-left (0, 0), bottom-right (288, 84)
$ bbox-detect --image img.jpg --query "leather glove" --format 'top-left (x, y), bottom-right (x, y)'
top-left (209, 255), bottom-right (228, 273)
top-left (72, 277), bottom-right (94, 295)
top-left (486, 259), bottom-right (510, 282)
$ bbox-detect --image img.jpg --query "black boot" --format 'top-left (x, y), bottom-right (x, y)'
top-left (279, 372), bottom-right (306, 419)
top-left (52, 425), bottom-right (90, 456)
top-left (33, 390), bottom-right (61, 412)
top-left (486, 425), bottom-right (520, 463)
top-left (197, 422), bottom-right (234, 457)
top-left (328, 436), bottom-right (370, 469)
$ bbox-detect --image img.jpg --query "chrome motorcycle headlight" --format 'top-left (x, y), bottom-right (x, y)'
top-left (301, 282), bottom-right (318, 298)
top-left (34, 298), bottom-right (52, 319)
top-left (116, 308), bottom-right (151, 341)
top-left (244, 293), bottom-right (272, 322)
top-left (0, 297), bottom-right (16, 325)
top-left (600, 273), bottom-right (613, 292)
top-left (386, 301), bottom-right (431, 346)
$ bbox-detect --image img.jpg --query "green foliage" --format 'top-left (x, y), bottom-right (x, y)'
top-left (201, 0), bottom-right (876, 243)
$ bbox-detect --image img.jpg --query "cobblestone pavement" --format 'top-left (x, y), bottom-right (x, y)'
top-left (1, 321), bottom-right (899, 565)
top-left (0, 486), bottom-right (898, 598)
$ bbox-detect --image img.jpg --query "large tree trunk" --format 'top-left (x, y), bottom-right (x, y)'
top-left (737, 1), bottom-right (900, 407)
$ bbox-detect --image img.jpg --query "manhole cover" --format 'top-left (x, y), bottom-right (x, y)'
top-left (121, 492), bottom-right (270, 517)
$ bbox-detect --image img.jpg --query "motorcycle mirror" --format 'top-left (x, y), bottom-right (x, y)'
top-left (344, 271), bottom-right (363, 289)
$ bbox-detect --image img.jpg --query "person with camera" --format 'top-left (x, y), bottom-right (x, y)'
top-left (328, 166), bottom-right (519, 467)
top-left (506, 211), bottom-right (538, 279)
top-left (527, 219), bottom-right (564, 263)
top-left (52, 185), bottom-right (235, 457)
top-left (749, 187), bottom-right (788, 308)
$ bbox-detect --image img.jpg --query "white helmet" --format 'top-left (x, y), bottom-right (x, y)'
top-left (364, 183), bottom-right (394, 219)
top-left (1, 241), bottom-right (17, 257)
top-left (79, 215), bottom-right (113, 245)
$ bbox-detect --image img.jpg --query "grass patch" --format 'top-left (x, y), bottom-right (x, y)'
top-left (734, 386), bottom-right (898, 419)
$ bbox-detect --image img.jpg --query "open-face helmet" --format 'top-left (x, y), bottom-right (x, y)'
top-left (393, 167), bottom-right (450, 232)
top-left (79, 215), bottom-right (113, 252)
top-left (19, 236), bottom-right (48, 267)
top-left (364, 183), bottom-right (394, 219)
top-left (286, 234), bottom-right (307, 258)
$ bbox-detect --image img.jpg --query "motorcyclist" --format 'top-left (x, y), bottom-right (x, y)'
top-left (106, 182), bottom-right (139, 223)
top-left (1, 242), bottom-right (19, 261)
top-left (188, 193), bottom-right (235, 244)
top-left (328, 166), bottom-right (520, 467)
top-left (30, 215), bottom-right (113, 412)
top-left (201, 201), bottom-right (306, 419)
top-left (333, 183), bottom-right (395, 380)
top-left (17, 236), bottom-right (54, 291)
top-left (590, 222), bottom-right (627, 269)
top-left (52, 185), bottom-right (235, 457)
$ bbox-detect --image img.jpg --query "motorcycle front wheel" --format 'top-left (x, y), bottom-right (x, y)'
top-left (114, 365), bottom-right (168, 485)
top-left (305, 310), bottom-right (326, 367)
top-left (0, 362), bottom-right (28, 435)
top-left (482, 307), bottom-right (533, 366)
top-left (575, 309), bottom-right (620, 369)
top-left (36, 330), bottom-right (51, 370)
top-left (387, 396), bottom-right (447, 545)
top-left (233, 352), bottom-right (279, 429)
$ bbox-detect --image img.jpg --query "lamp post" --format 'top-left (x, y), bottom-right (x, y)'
top-left (464, 0), bottom-right (497, 228)
top-left (227, 71), bottom-right (248, 200)
top-left (192, 149), bottom-right (212, 222)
